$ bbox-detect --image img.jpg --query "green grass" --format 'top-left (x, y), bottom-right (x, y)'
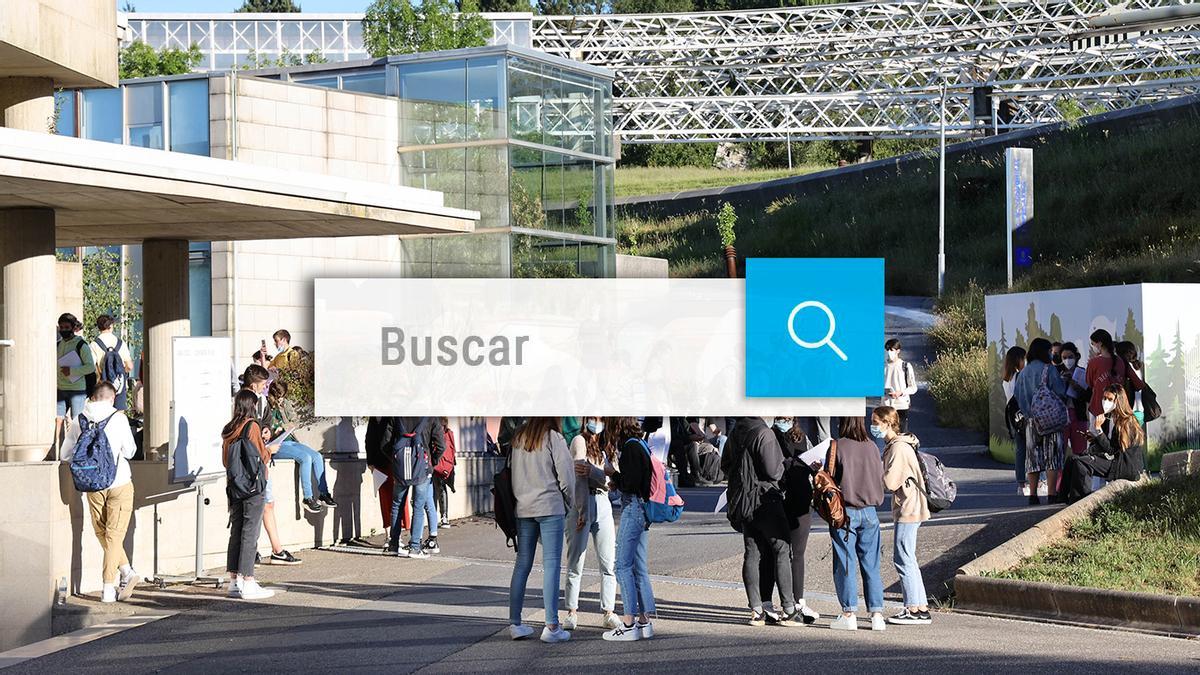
top-left (619, 110), bottom-right (1200, 294)
top-left (990, 475), bottom-right (1200, 597)
top-left (615, 165), bottom-right (829, 199)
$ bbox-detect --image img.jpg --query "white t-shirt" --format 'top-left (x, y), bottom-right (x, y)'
top-left (1002, 377), bottom-right (1017, 402)
top-left (61, 400), bottom-right (138, 489)
top-left (90, 332), bottom-right (133, 388)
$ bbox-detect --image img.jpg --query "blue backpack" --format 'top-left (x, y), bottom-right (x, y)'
top-left (94, 337), bottom-right (127, 395)
top-left (69, 412), bottom-right (120, 492)
top-left (629, 438), bottom-right (685, 524)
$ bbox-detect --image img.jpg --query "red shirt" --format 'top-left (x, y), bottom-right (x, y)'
top-left (1084, 355), bottom-right (1143, 416)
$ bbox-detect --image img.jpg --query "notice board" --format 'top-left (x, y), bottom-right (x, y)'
top-left (169, 336), bottom-right (233, 484)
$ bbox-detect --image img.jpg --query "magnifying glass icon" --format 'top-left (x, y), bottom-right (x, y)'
top-left (787, 300), bottom-right (848, 361)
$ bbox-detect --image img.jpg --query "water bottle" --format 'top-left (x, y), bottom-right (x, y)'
top-left (56, 576), bottom-right (68, 605)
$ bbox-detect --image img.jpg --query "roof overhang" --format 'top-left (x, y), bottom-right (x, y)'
top-left (0, 128), bottom-right (477, 246)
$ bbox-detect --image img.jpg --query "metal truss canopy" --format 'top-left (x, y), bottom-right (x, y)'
top-left (125, 3), bottom-right (1200, 143)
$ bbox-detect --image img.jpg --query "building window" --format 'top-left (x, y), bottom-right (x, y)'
top-left (126, 84), bottom-right (165, 150)
top-left (399, 60), bottom-right (467, 146)
top-left (81, 88), bottom-right (123, 144)
top-left (54, 91), bottom-right (77, 137)
top-left (169, 79), bottom-right (210, 156)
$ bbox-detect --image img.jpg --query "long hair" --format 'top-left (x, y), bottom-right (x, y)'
top-left (513, 417), bottom-right (562, 452)
top-left (839, 415), bottom-right (870, 442)
top-left (222, 389), bottom-right (260, 437)
top-left (1116, 341), bottom-right (1143, 372)
top-left (609, 417), bottom-right (643, 447)
top-left (1027, 337), bottom-right (1052, 365)
top-left (786, 417), bottom-right (807, 445)
top-left (1090, 329), bottom-right (1115, 356)
top-left (267, 380), bottom-right (286, 406)
top-left (1003, 346), bottom-right (1027, 382)
top-left (872, 406), bottom-right (902, 435)
top-left (582, 416), bottom-right (614, 465)
top-left (1104, 383), bottom-right (1144, 449)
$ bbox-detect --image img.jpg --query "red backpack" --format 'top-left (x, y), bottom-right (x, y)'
top-left (434, 425), bottom-right (456, 480)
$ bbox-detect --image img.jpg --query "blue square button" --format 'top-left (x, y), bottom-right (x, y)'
top-left (746, 258), bottom-right (884, 398)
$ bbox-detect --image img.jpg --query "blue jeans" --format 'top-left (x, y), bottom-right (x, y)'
top-left (830, 506), bottom-right (884, 613)
top-left (565, 493), bottom-right (617, 612)
top-left (387, 483), bottom-right (412, 551)
top-left (615, 494), bottom-right (656, 618)
top-left (509, 515), bottom-right (566, 626)
top-left (411, 481), bottom-right (437, 542)
top-left (56, 390), bottom-right (85, 418)
top-left (894, 521), bottom-right (927, 608)
top-left (1013, 426), bottom-right (1028, 485)
top-left (273, 440), bottom-right (328, 500)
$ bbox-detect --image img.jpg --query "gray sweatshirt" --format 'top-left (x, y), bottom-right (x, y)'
top-left (512, 429), bottom-right (575, 518)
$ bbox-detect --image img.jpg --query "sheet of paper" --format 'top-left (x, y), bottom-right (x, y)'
top-left (267, 426), bottom-right (297, 448)
top-left (58, 350), bottom-right (82, 368)
top-left (799, 438), bottom-right (831, 468)
top-left (714, 488), bottom-right (727, 514)
top-left (372, 468), bottom-right (388, 492)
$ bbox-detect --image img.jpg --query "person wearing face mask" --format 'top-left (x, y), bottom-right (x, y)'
top-left (1060, 343), bottom-right (1091, 457)
top-left (56, 313), bottom-right (97, 450)
top-left (882, 339), bottom-right (918, 432)
top-left (1014, 338), bottom-right (1068, 505)
top-left (1001, 346), bottom-right (1028, 495)
top-left (827, 416), bottom-right (887, 632)
top-left (1050, 341), bottom-right (1064, 371)
top-left (873, 406), bottom-right (932, 625)
top-left (766, 416), bottom-right (821, 624)
top-left (1115, 341), bottom-right (1145, 425)
top-left (563, 416), bottom-right (621, 631)
top-left (1085, 329), bottom-right (1143, 426)
top-left (1059, 384), bottom-right (1146, 503)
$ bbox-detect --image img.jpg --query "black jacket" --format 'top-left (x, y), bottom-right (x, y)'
top-left (1091, 425), bottom-right (1146, 480)
top-left (774, 425), bottom-right (814, 521)
top-left (722, 417), bottom-right (785, 528)
top-left (613, 436), bottom-right (652, 500)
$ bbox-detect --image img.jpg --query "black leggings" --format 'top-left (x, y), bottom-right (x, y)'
top-left (742, 501), bottom-right (794, 612)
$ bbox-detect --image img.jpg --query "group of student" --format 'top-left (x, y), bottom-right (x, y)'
top-left (1000, 330), bottom-right (1148, 504)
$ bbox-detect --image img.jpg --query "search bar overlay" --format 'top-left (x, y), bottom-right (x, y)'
top-left (314, 278), bottom-right (864, 417)
top-left (746, 258), bottom-right (885, 398)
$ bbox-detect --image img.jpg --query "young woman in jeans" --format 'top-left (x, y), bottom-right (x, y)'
top-left (221, 389), bottom-right (274, 601)
top-left (507, 417), bottom-right (576, 643)
top-left (1002, 346), bottom-right (1028, 495)
top-left (563, 417), bottom-right (621, 631)
top-left (874, 406), bottom-right (932, 626)
top-left (267, 381), bottom-right (335, 514)
top-left (603, 417), bottom-right (657, 642)
top-left (827, 416), bottom-right (887, 631)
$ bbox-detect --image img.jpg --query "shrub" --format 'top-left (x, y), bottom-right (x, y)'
top-left (716, 202), bottom-right (737, 247)
top-left (275, 350), bottom-right (315, 425)
top-left (926, 348), bottom-right (990, 431)
top-left (927, 304), bottom-right (985, 355)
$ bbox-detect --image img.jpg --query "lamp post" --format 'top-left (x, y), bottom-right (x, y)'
top-left (937, 82), bottom-right (947, 298)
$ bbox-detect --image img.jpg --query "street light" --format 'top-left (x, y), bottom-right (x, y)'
top-left (937, 82), bottom-right (947, 298)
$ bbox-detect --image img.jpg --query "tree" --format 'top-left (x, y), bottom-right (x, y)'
top-left (480, 0), bottom-right (533, 10)
top-left (1049, 313), bottom-right (1063, 343)
top-left (236, 0), bottom-right (302, 11)
top-left (1120, 308), bottom-right (1143, 354)
top-left (611, 0), bottom-right (693, 12)
top-left (363, 0), bottom-right (491, 58)
top-left (119, 41), bottom-right (202, 79)
top-left (79, 249), bottom-right (143, 359)
top-left (536, 0), bottom-right (602, 13)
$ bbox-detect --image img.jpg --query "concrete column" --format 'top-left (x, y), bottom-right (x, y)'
top-left (0, 77), bottom-right (55, 132)
top-left (0, 209), bottom-right (57, 462)
top-left (142, 239), bottom-right (190, 459)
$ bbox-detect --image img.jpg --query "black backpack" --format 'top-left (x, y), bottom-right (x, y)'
top-left (491, 451), bottom-right (520, 552)
top-left (388, 417), bottom-right (431, 486)
top-left (94, 337), bottom-right (127, 395)
top-left (73, 339), bottom-right (98, 396)
top-left (226, 422), bottom-right (266, 502)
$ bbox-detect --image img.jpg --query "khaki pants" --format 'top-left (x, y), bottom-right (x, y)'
top-left (86, 482), bottom-right (134, 584)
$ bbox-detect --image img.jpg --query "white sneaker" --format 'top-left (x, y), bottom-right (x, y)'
top-left (509, 624), bottom-right (535, 640)
top-left (562, 614), bottom-right (578, 630)
top-left (540, 626), bottom-right (571, 643)
top-left (117, 570), bottom-right (141, 601)
top-left (636, 620), bottom-right (654, 639)
top-left (799, 603), bottom-right (820, 624)
top-left (871, 613), bottom-right (887, 631)
top-left (603, 613), bottom-right (623, 630)
top-left (227, 579), bottom-right (243, 599)
top-left (407, 550), bottom-right (431, 560)
top-left (829, 614), bottom-right (858, 631)
top-left (101, 584), bottom-right (117, 603)
top-left (239, 580), bottom-right (275, 601)
top-left (602, 623), bottom-right (641, 642)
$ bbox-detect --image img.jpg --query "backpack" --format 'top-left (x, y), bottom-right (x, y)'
top-left (225, 421), bottom-right (266, 502)
top-left (633, 438), bottom-right (685, 524)
top-left (433, 425), bottom-right (456, 480)
top-left (73, 339), bottom-right (98, 396)
top-left (94, 337), bottom-right (127, 394)
top-left (491, 451), bottom-right (520, 552)
top-left (812, 439), bottom-right (849, 536)
top-left (1141, 383), bottom-right (1162, 422)
top-left (69, 412), bottom-right (120, 492)
top-left (1004, 395), bottom-right (1025, 436)
top-left (389, 418), bottom-right (430, 486)
top-left (907, 444), bottom-right (957, 513)
top-left (1030, 366), bottom-right (1069, 435)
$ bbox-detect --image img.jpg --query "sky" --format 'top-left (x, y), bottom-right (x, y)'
top-left (123, 1), bottom-right (375, 12)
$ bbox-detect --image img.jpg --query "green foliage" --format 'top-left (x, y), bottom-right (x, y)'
top-left (574, 189), bottom-right (594, 232)
top-left (240, 48), bottom-right (326, 70)
top-left (536, 0), bottom-right (602, 13)
top-left (619, 143), bottom-right (718, 168)
top-left (512, 234), bottom-right (583, 278)
top-left (926, 348), bottom-right (989, 431)
top-left (992, 475), bottom-right (1200, 597)
top-left (481, 0), bottom-right (533, 10)
top-left (236, 0), bottom-right (302, 11)
top-left (118, 41), bottom-right (202, 79)
top-left (611, 0), bottom-right (693, 12)
top-left (716, 202), bottom-right (737, 247)
top-left (81, 249), bottom-right (143, 358)
top-left (927, 305), bottom-right (985, 356)
top-left (275, 350), bottom-right (316, 423)
top-left (363, 0), bottom-right (491, 58)
top-left (509, 175), bottom-right (547, 230)
top-left (616, 165), bottom-right (825, 197)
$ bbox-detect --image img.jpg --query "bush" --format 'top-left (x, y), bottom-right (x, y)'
top-left (927, 304), bottom-right (985, 355)
top-left (274, 351), bottom-right (315, 425)
top-left (619, 143), bottom-right (718, 168)
top-left (926, 348), bottom-right (990, 431)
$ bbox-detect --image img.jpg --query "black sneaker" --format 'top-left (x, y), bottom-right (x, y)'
top-left (887, 609), bottom-right (931, 625)
top-left (423, 538), bottom-right (440, 554)
top-left (1028, 494), bottom-right (1041, 506)
top-left (383, 547), bottom-right (400, 557)
top-left (762, 610), bottom-right (781, 625)
top-left (270, 549), bottom-right (302, 566)
top-left (302, 498), bottom-right (324, 514)
top-left (778, 608), bottom-right (804, 627)
top-left (748, 611), bottom-right (766, 627)
top-left (916, 610), bottom-right (933, 623)
top-left (319, 493), bottom-right (337, 507)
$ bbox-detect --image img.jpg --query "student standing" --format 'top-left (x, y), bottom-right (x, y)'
top-left (722, 416), bottom-right (803, 627)
top-left (1085, 329), bottom-right (1142, 424)
top-left (1015, 338), bottom-right (1068, 505)
top-left (771, 417), bottom-right (821, 624)
top-left (89, 315), bottom-right (134, 411)
top-left (222, 389), bottom-right (275, 600)
top-left (507, 417), bottom-right (574, 643)
top-left (1060, 384), bottom-right (1146, 503)
top-left (874, 406), bottom-right (932, 626)
top-left (827, 416), bottom-right (887, 632)
top-left (603, 417), bottom-right (659, 641)
top-left (434, 417), bottom-right (456, 530)
top-left (563, 417), bottom-right (621, 630)
top-left (1116, 341), bottom-right (1145, 425)
top-left (1002, 346), bottom-right (1028, 494)
top-left (56, 313), bottom-right (96, 447)
top-left (385, 417), bottom-right (444, 559)
top-left (241, 366), bottom-right (301, 566)
top-left (883, 339), bottom-right (918, 432)
top-left (267, 381), bottom-right (334, 514)
top-left (61, 383), bottom-right (140, 603)
top-left (1060, 342), bottom-right (1091, 457)
top-left (268, 329), bottom-right (305, 369)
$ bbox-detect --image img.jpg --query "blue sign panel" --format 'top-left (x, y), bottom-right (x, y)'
top-left (745, 258), bottom-right (884, 398)
top-left (1015, 246), bottom-right (1033, 268)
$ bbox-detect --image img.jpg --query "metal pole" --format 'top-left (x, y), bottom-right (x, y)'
top-left (786, 133), bottom-right (793, 169)
top-left (938, 83), bottom-right (947, 297)
top-left (992, 95), bottom-right (1000, 136)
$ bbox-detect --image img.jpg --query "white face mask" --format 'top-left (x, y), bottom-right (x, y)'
top-left (1064, 358), bottom-right (1077, 369)
top-left (1101, 399), bottom-right (1116, 414)
top-left (886, 350), bottom-right (899, 362)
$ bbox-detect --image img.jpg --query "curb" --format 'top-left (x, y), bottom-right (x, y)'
top-left (953, 478), bottom-right (1200, 637)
